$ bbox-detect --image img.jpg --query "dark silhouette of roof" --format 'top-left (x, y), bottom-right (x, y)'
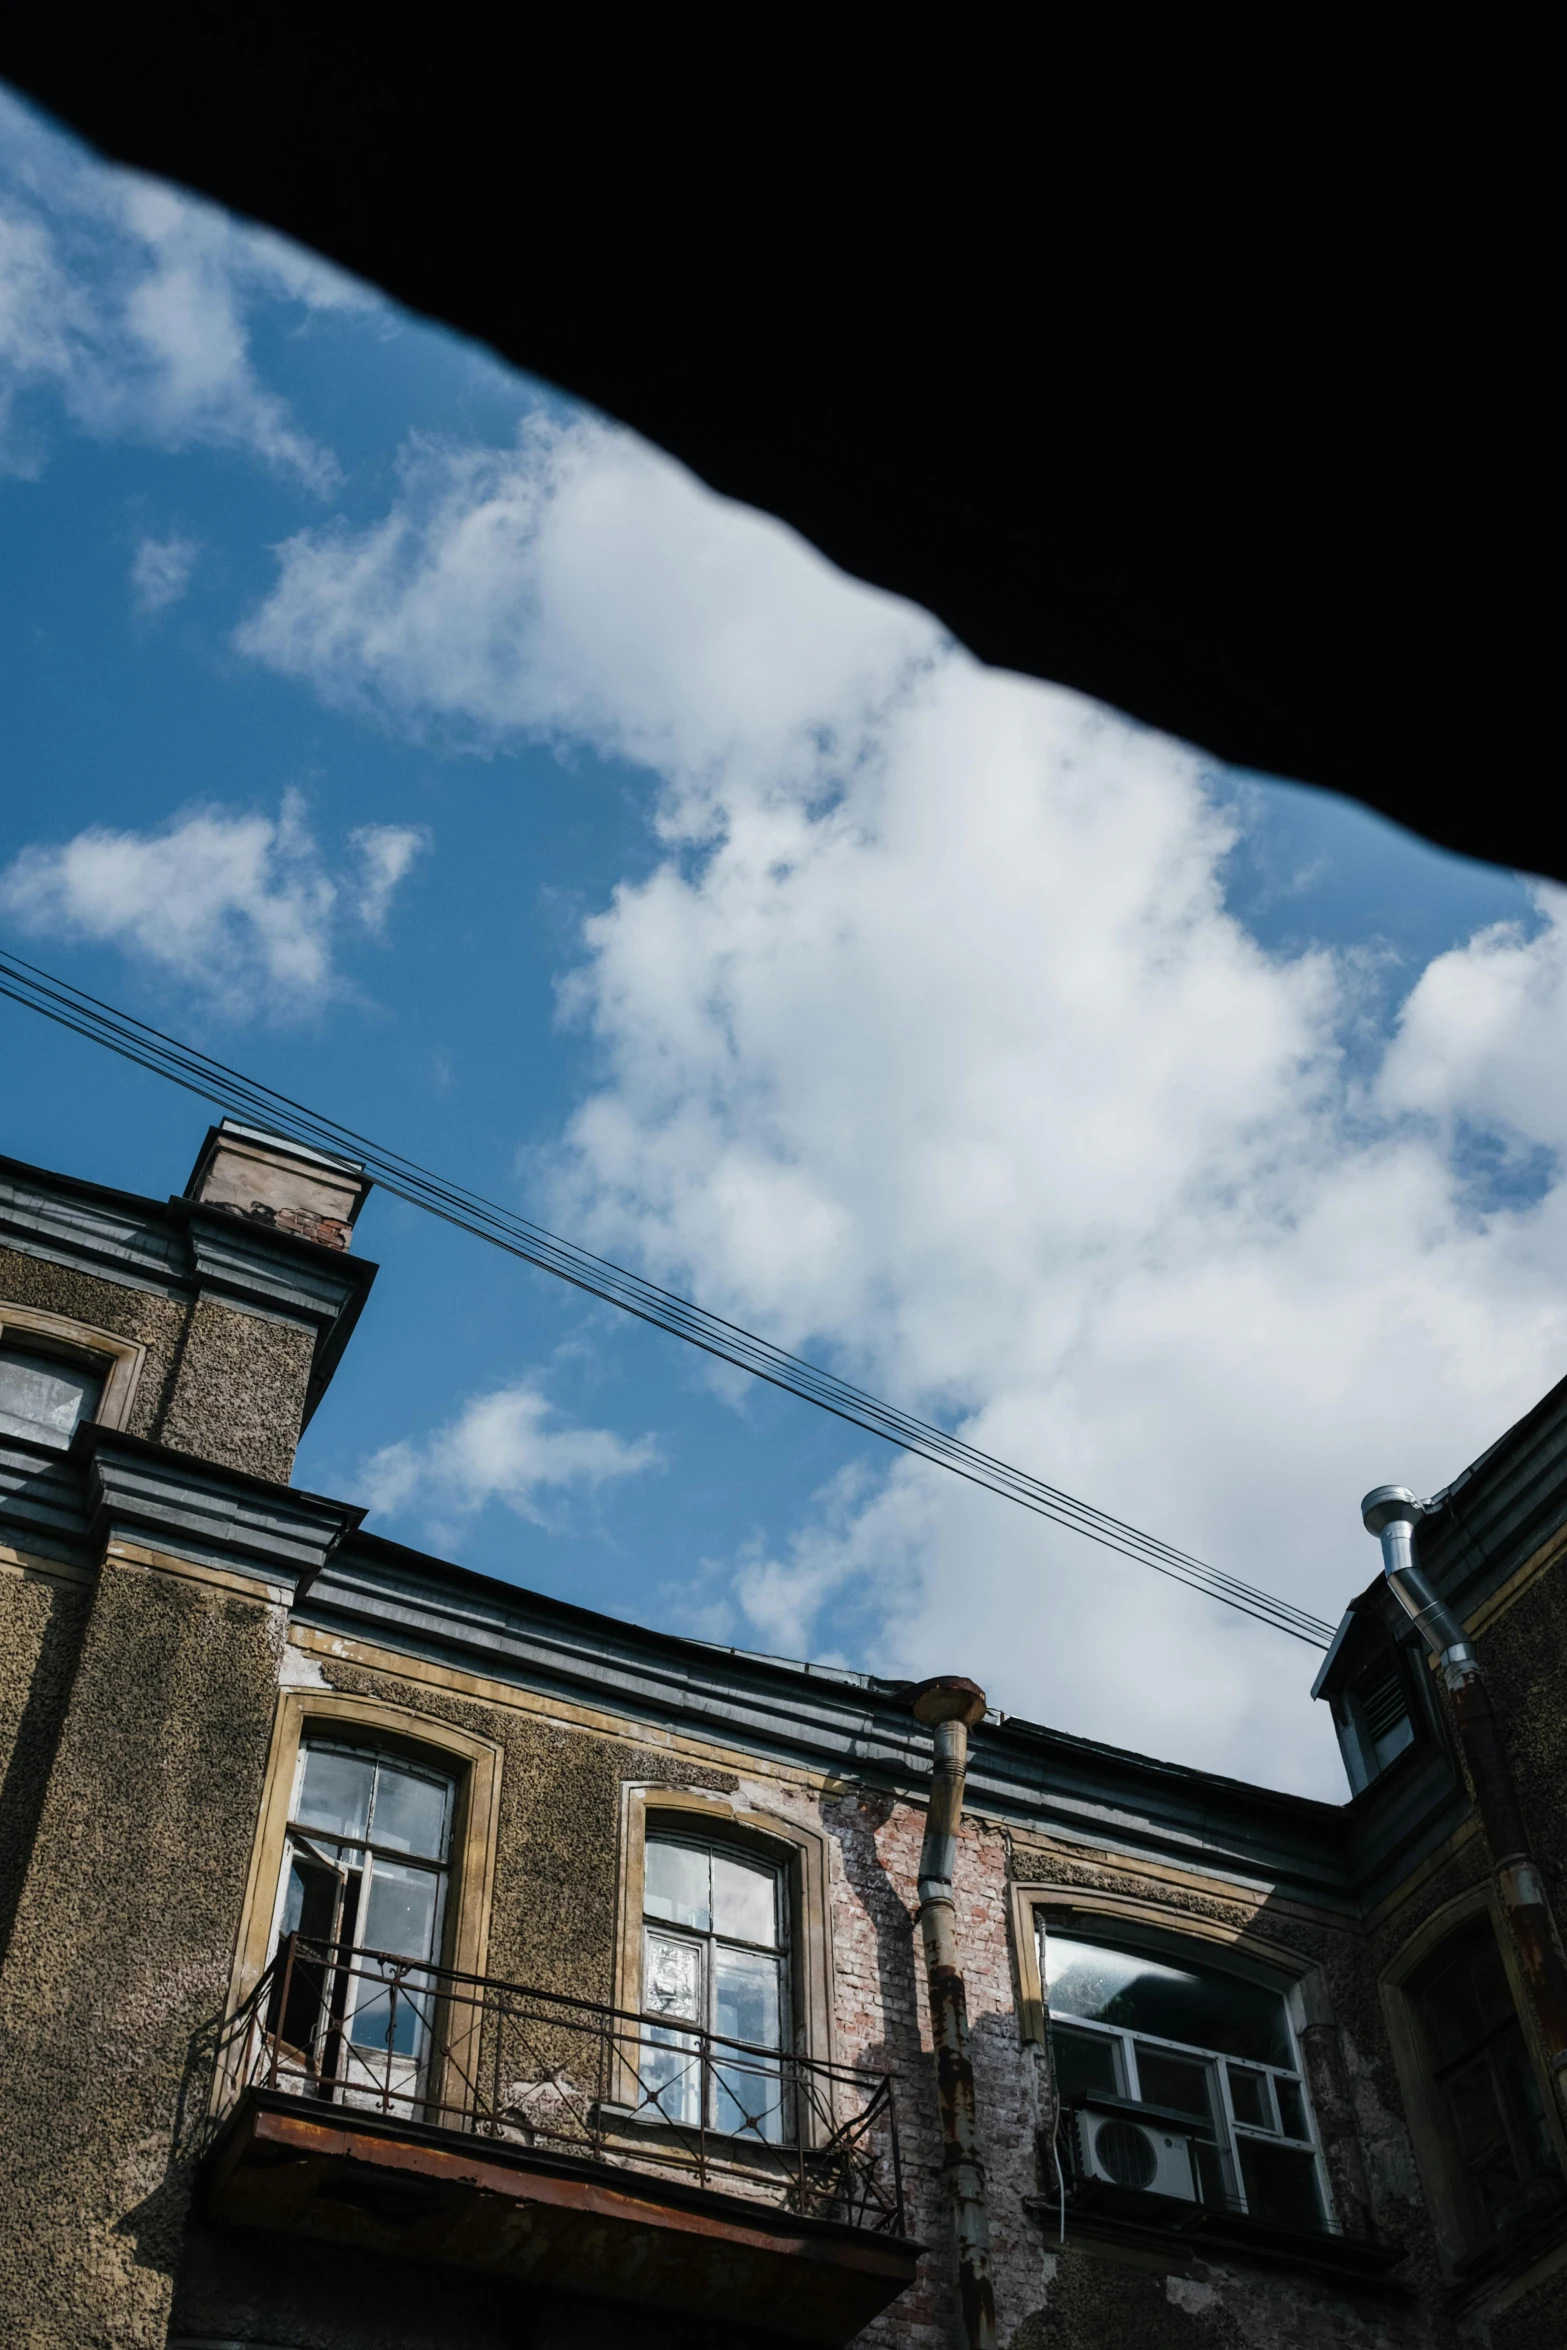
top-left (2, 19), bottom-right (1548, 876)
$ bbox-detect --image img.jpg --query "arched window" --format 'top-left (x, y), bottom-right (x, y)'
top-left (640, 1832), bottom-right (790, 2143)
top-left (268, 1738), bottom-right (456, 2114)
top-left (1042, 1917), bottom-right (1328, 2231)
top-left (1407, 1914), bottom-right (1563, 2249)
top-left (0, 1334), bottom-right (106, 1449)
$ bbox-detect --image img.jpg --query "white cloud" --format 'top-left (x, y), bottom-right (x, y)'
top-left (130, 531), bottom-right (200, 614)
top-left (1, 88), bottom-right (354, 484)
top-left (235, 411), bottom-right (1567, 1798)
top-left (350, 823), bottom-right (430, 931)
top-left (363, 1381), bottom-right (660, 1528)
top-left (0, 789), bottom-right (425, 1015)
top-left (1377, 894), bottom-right (1567, 1157)
top-left (234, 418), bottom-right (929, 801)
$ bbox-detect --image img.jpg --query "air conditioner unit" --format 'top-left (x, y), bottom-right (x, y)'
top-left (1070, 2099), bottom-right (1199, 2201)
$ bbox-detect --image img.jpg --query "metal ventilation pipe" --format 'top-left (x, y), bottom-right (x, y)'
top-left (910, 1674), bottom-right (996, 2350)
top-left (1363, 1488), bottom-right (1567, 2100)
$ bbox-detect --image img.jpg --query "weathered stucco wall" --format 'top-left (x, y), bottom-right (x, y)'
top-left (8, 1548), bottom-right (1565, 2348)
top-left (0, 1557), bottom-right (287, 2350)
top-left (0, 1244), bottom-right (318, 1481)
top-left (178, 1632), bottom-right (1457, 2350)
top-left (1476, 1549), bottom-right (1567, 1910)
top-left (173, 1642), bottom-right (756, 2350)
top-left (0, 1243), bottom-right (185, 1441)
top-left (0, 1561), bottom-right (89, 1972)
top-left (155, 1294), bottom-right (314, 1484)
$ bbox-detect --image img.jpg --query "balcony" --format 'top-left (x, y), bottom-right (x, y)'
top-left (202, 1935), bottom-right (920, 2345)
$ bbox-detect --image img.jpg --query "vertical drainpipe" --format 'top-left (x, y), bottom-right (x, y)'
top-left (910, 1674), bottom-right (997, 2350)
top-left (1362, 1488), bottom-right (1567, 2108)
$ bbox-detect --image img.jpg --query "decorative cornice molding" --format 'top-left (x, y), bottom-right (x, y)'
top-left (305, 1535), bottom-right (1371, 1912)
top-left (0, 1426), bottom-right (361, 1596)
top-left (80, 1429), bottom-right (362, 1597)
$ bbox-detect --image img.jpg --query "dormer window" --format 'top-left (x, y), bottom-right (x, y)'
top-left (0, 1337), bottom-right (106, 1450)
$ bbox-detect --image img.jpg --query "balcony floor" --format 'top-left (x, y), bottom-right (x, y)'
top-left (202, 2088), bottom-right (922, 2346)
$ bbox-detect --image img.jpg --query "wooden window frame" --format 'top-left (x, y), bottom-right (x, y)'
top-left (0, 1303), bottom-right (146, 1433)
top-left (224, 1688), bottom-right (501, 2124)
top-left (612, 1785), bottom-right (836, 2143)
top-left (1381, 1885), bottom-right (1567, 2269)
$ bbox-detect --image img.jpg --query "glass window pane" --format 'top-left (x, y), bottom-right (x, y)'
top-left (645, 1840), bottom-right (710, 1931)
top-left (1193, 2141), bottom-right (1230, 2207)
top-left (714, 1949), bottom-right (784, 2142)
top-left (359, 1858), bottom-right (441, 1964)
top-left (640, 1929), bottom-right (703, 2128)
top-left (1044, 1930), bottom-right (1290, 2066)
top-left (296, 1747), bottom-right (373, 1844)
top-left (1135, 2045), bottom-right (1217, 2135)
top-left (281, 1849), bottom-right (340, 1946)
top-left (350, 1862), bottom-right (441, 2057)
top-left (371, 1760), bottom-right (451, 1860)
top-left (0, 1348), bottom-right (103, 1449)
top-left (349, 1976), bottom-right (427, 2058)
top-left (712, 1851), bottom-right (779, 1947)
top-left (1050, 2025), bottom-right (1121, 2101)
top-left (643, 1930), bottom-right (702, 2022)
top-left (1227, 2066), bottom-right (1273, 2130)
top-left (1275, 2076), bottom-right (1309, 2140)
top-left (1371, 1714), bottom-right (1414, 1771)
top-left (1237, 2138), bottom-right (1323, 2231)
top-left (270, 1852), bottom-right (340, 2054)
top-left (714, 1946), bottom-right (782, 2052)
top-left (1493, 2031), bottom-right (1561, 2180)
top-left (1419, 1967), bottom-right (1482, 2070)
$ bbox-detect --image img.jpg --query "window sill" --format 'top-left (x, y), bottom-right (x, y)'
top-left (596, 2102), bottom-right (801, 2177)
top-left (1446, 2196), bottom-right (1567, 2313)
top-left (1026, 2183), bottom-right (1409, 2291)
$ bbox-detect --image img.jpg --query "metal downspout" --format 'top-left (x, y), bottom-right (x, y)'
top-left (1362, 1487), bottom-right (1567, 2105)
top-left (910, 1674), bottom-right (997, 2350)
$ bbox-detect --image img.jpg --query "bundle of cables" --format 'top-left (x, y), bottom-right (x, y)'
top-left (0, 948), bottom-right (1334, 1650)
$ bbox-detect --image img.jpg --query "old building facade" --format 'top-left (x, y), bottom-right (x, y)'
top-left (1, 1124), bottom-right (1565, 2349)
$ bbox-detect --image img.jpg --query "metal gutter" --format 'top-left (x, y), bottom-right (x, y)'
top-left (1364, 1486), bottom-right (1567, 2107)
top-left (910, 1675), bottom-right (996, 2350)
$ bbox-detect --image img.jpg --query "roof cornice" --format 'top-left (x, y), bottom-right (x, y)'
top-left (306, 1533), bottom-right (1361, 1910)
top-left (0, 1151), bottom-right (376, 1422)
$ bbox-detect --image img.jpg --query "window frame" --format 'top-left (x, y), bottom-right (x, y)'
top-left (641, 1831), bottom-right (792, 2140)
top-left (1013, 1887), bottom-right (1338, 2232)
top-left (267, 1737), bottom-right (459, 2108)
top-left (223, 1685), bottom-right (502, 2125)
top-left (0, 1304), bottom-right (146, 1440)
top-left (613, 1784), bottom-right (836, 2148)
top-left (1043, 1908), bottom-right (1334, 2218)
top-left (1382, 1884), bottom-right (1567, 2269)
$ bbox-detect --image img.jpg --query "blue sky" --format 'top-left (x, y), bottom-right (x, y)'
top-left (4, 88), bottom-right (1564, 1799)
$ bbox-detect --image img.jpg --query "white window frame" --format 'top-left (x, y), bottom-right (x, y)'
top-left (1039, 1919), bottom-right (1335, 2228)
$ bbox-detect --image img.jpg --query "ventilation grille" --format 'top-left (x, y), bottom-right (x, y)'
top-left (1358, 1664), bottom-right (1409, 1743)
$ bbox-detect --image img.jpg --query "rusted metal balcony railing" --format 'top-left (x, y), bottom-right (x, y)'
top-left (213, 1934), bottom-right (906, 2236)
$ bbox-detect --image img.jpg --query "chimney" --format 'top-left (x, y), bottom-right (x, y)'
top-left (184, 1121), bottom-right (370, 1251)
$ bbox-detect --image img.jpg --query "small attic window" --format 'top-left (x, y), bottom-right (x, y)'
top-left (0, 1340), bottom-right (106, 1450)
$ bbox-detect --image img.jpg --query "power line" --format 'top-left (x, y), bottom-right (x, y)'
top-left (0, 948), bottom-right (1336, 1647)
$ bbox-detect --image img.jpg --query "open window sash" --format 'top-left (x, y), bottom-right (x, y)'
top-left (270, 1832), bottom-right (444, 2119)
